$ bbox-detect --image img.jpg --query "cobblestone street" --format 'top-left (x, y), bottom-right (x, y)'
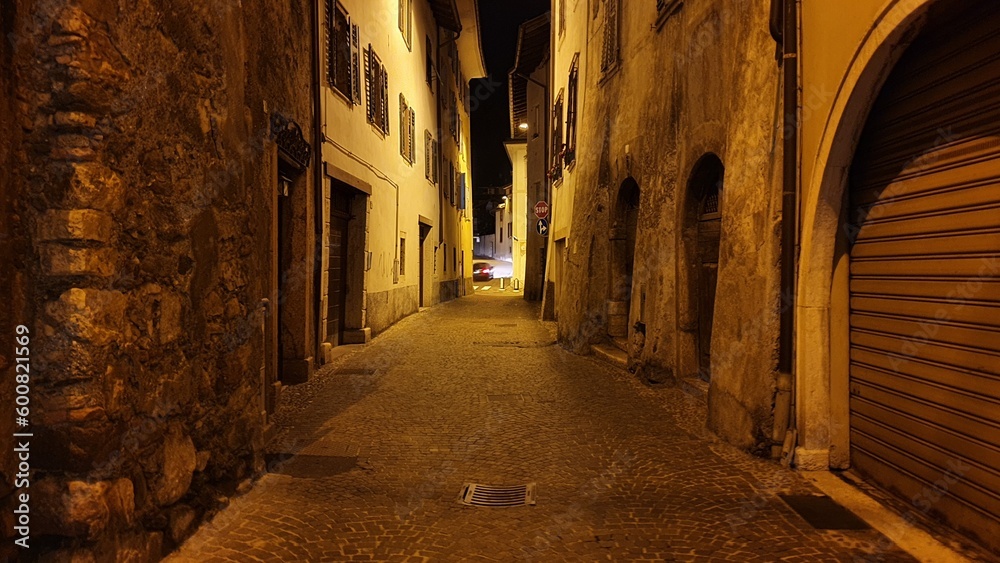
top-left (168, 294), bottom-right (913, 562)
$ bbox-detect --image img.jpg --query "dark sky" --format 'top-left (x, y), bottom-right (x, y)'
top-left (471, 0), bottom-right (550, 190)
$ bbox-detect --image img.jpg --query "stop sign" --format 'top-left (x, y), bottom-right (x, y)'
top-left (533, 200), bottom-right (549, 219)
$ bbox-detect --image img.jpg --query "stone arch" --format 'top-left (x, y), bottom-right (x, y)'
top-left (607, 177), bottom-right (640, 338)
top-left (794, 0), bottom-right (937, 470)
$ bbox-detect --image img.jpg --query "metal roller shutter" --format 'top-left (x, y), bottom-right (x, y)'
top-left (848, 1), bottom-right (1000, 552)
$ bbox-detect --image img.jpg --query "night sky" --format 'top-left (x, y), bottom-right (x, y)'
top-left (471, 1), bottom-right (550, 190)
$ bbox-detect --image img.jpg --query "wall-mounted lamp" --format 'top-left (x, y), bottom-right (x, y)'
top-left (518, 123), bottom-right (529, 131)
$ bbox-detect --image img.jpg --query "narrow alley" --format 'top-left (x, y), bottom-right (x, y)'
top-left (168, 294), bottom-right (910, 562)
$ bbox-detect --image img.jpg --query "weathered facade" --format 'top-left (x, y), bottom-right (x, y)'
top-left (316, 0), bottom-right (484, 348)
top-left (1, 0), bottom-right (317, 559)
top-left (548, 0), bottom-right (999, 555)
top-left (548, 0), bottom-right (783, 452)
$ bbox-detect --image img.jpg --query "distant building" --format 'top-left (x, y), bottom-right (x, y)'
top-left (318, 0), bottom-right (486, 354)
top-left (508, 13), bottom-right (551, 301)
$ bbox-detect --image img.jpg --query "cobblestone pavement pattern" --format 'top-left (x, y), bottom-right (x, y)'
top-left (168, 294), bottom-right (914, 562)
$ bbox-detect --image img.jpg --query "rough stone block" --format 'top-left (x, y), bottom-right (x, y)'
top-left (40, 245), bottom-right (116, 277)
top-left (152, 426), bottom-right (197, 507)
top-left (64, 162), bottom-right (124, 212)
top-left (167, 504), bottom-right (197, 543)
top-left (35, 478), bottom-right (127, 539)
top-left (159, 292), bottom-right (183, 343)
top-left (45, 288), bottom-right (127, 346)
top-left (36, 209), bottom-right (113, 243)
top-left (54, 111), bottom-right (98, 128)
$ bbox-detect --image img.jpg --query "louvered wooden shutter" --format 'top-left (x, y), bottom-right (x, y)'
top-left (325, 0), bottom-right (334, 87)
top-left (424, 131), bottom-right (432, 178)
top-left (382, 67), bottom-right (389, 134)
top-left (399, 95), bottom-right (406, 156)
top-left (364, 46), bottom-right (372, 122)
top-left (409, 109), bottom-right (415, 163)
top-left (432, 140), bottom-right (439, 184)
top-left (351, 24), bottom-right (361, 104)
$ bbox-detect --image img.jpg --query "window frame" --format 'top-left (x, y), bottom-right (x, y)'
top-left (565, 53), bottom-right (580, 168)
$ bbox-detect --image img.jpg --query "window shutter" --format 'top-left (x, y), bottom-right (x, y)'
top-left (364, 46), bottom-right (373, 121)
top-left (409, 110), bottom-right (416, 163)
top-left (351, 24), bottom-right (361, 104)
top-left (398, 0), bottom-right (405, 32)
top-left (325, 0), bottom-right (334, 87)
top-left (425, 131), bottom-right (432, 178)
top-left (432, 140), bottom-right (439, 183)
top-left (459, 173), bottom-right (466, 209)
top-left (399, 94), bottom-right (406, 157)
top-left (381, 67), bottom-right (389, 134)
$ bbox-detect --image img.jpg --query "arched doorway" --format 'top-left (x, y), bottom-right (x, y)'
top-left (686, 155), bottom-right (724, 381)
top-left (608, 177), bottom-right (640, 338)
top-left (844, 0), bottom-right (1000, 550)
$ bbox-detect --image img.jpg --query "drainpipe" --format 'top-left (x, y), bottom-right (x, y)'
top-left (312, 0), bottom-right (325, 359)
top-left (771, 0), bottom-right (798, 460)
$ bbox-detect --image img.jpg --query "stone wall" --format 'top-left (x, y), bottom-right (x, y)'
top-left (556, 0), bottom-right (783, 452)
top-left (1, 0), bottom-right (315, 559)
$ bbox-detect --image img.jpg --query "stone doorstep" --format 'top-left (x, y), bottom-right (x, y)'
top-left (591, 342), bottom-right (628, 371)
top-left (679, 377), bottom-right (709, 400)
top-left (611, 337), bottom-right (628, 353)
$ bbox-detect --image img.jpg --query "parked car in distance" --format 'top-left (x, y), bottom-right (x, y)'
top-left (473, 262), bottom-right (494, 281)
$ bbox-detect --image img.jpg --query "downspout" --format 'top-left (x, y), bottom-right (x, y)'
top-left (312, 0), bottom-right (326, 361)
top-left (771, 0), bottom-right (799, 461)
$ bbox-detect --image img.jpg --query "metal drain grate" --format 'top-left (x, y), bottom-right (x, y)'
top-left (460, 483), bottom-right (536, 507)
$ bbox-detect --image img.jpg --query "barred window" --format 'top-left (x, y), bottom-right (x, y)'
top-left (326, 1), bottom-right (360, 103)
top-left (601, 0), bottom-right (620, 73)
top-left (364, 45), bottom-right (389, 134)
top-left (399, 237), bottom-right (406, 276)
top-left (565, 53), bottom-right (579, 166)
top-left (399, 94), bottom-right (415, 164)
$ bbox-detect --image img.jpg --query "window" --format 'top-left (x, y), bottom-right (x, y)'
top-left (399, 237), bottom-right (406, 276)
top-left (656, 0), bottom-right (684, 26)
top-left (453, 248), bottom-right (457, 274)
top-left (558, 0), bottom-right (566, 36)
top-left (459, 173), bottom-right (467, 209)
top-left (448, 94), bottom-right (458, 140)
top-left (364, 45), bottom-right (389, 134)
top-left (326, 1), bottom-right (361, 103)
top-left (565, 53), bottom-right (579, 166)
top-left (399, 94), bottom-right (415, 164)
top-left (550, 91), bottom-right (564, 181)
top-left (424, 130), bottom-right (434, 180)
top-left (425, 36), bottom-right (434, 89)
top-left (602, 0), bottom-right (620, 73)
top-left (398, 0), bottom-right (412, 49)
top-left (443, 243), bottom-right (447, 272)
top-left (433, 139), bottom-right (440, 183)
